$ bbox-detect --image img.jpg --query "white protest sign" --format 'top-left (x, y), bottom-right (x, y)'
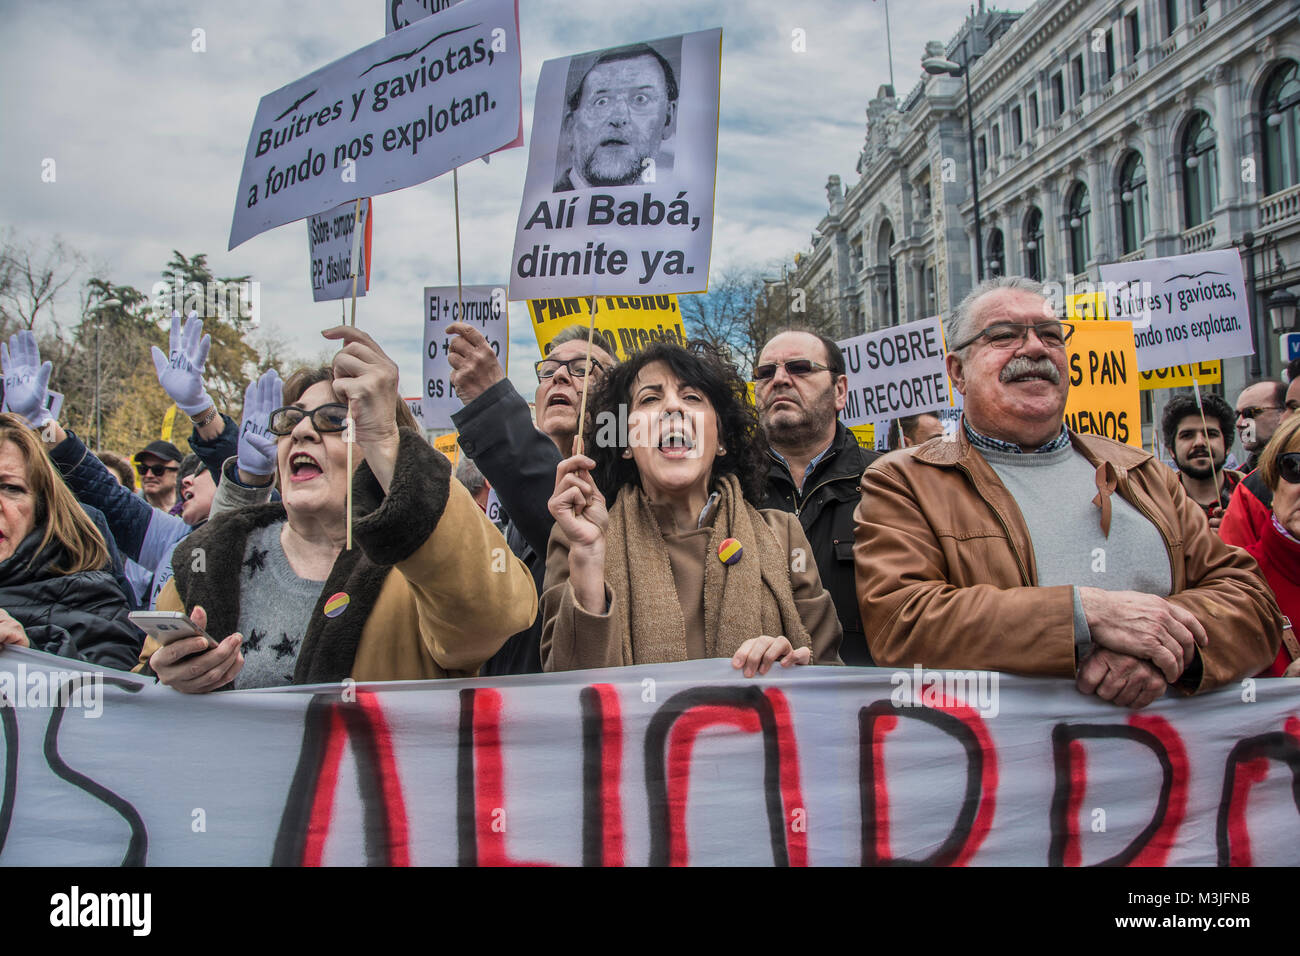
top-left (3, 649), bottom-right (1298, 866)
top-left (403, 396), bottom-right (428, 429)
top-left (1099, 249), bottom-right (1253, 372)
top-left (508, 29), bottom-right (722, 298)
top-left (386, 0), bottom-right (463, 34)
top-left (229, 0), bottom-right (522, 249)
top-left (485, 486), bottom-right (503, 524)
top-left (422, 284), bottom-right (508, 427)
top-left (838, 316), bottom-right (951, 426)
top-left (307, 199), bottom-right (372, 301)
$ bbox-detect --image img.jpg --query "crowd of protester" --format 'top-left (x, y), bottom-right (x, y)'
top-left (0, 275), bottom-right (1296, 699)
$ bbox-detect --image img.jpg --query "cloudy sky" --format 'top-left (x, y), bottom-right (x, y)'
top-left (0, 0), bottom-right (969, 406)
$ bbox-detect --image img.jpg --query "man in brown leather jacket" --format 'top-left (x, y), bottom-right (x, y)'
top-left (854, 277), bottom-right (1282, 707)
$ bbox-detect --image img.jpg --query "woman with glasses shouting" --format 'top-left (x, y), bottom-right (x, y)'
top-left (143, 326), bottom-right (538, 692)
top-left (1221, 413), bottom-right (1300, 677)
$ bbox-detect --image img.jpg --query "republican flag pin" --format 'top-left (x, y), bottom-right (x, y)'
top-left (324, 591), bottom-right (350, 618)
top-left (717, 537), bottom-right (743, 566)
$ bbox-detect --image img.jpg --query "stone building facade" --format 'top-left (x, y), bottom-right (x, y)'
top-left (791, 0), bottom-right (1300, 427)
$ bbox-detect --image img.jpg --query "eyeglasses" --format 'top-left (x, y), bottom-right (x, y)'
top-left (535, 357), bottom-right (605, 381)
top-left (135, 463), bottom-right (179, 477)
top-left (267, 403), bottom-right (350, 436)
top-left (1278, 453), bottom-right (1300, 485)
top-left (951, 321), bottom-right (1075, 352)
top-left (752, 359), bottom-right (834, 382)
top-left (1237, 405), bottom-right (1284, 420)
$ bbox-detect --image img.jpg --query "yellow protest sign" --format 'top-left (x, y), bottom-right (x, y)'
top-left (528, 295), bottom-right (686, 361)
top-left (849, 424), bottom-right (875, 449)
top-left (1066, 293), bottom-right (1108, 321)
top-left (160, 404), bottom-right (178, 443)
top-left (1065, 321), bottom-right (1141, 446)
top-left (432, 432), bottom-right (460, 467)
top-left (1137, 360), bottom-right (1223, 391)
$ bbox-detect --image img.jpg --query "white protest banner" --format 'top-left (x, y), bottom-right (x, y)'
top-left (485, 486), bottom-right (503, 524)
top-left (307, 199), bottom-right (373, 301)
top-left (1099, 250), bottom-right (1253, 372)
top-left (508, 29), bottom-right (722, 298)
top-left (838, 316), bottom-right (951, 426)
top-left (387, 0), bottom-right (462, 34)
top-left (2, 649), bottom-right (1297, 866)
top-left (422, 284), bottom-right (507, 427)
top-left (229, 0), bottom-right (522, 249)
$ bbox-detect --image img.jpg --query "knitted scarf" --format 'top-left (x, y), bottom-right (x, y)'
top-left (603, 473), bottom-right (811, 664)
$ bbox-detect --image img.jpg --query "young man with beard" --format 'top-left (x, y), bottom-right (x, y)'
top-left (1161, 393), bottom-right (1241, 533)
top-left (756, 328), bottom-right (880, 664)
top-left (446, 321), bottom-right (617, 674)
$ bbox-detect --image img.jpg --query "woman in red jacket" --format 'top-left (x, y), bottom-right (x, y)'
top-left (1230, 414), bottom-right (1300, 676)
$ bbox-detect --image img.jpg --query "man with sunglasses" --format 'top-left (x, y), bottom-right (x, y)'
top-left (1233, 380), bottom-right (1287, 474)
top-left (1220, 379), bottom-right (1293, 545)
top-left (446, 320), bottom-right (617, 674)
top-left (132, 440), bottom-right (182, 512)
top-left (755, 327), bottom-right (880, 664)
top-left (856, 277), bottom-right (1281, 707)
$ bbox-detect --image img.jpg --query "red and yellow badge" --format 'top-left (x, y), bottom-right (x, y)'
top-left (717, 538), bottom-right (743, 566)
top-left (323, 592), bottom-right (350, 618)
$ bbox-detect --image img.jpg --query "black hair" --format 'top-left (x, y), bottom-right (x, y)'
top-left (585, 340), bottom-right (768, 507)
top-left (1161, 393), bottom-right (1236, 451)
top-left (762, 325), bottom-right (845, 377)
top-left (566, 43), bottom-right (679, 114)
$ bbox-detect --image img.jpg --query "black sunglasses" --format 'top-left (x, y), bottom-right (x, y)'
top-left (267, 403), bottom-right (350, 436)
top-left (1237, 405), bottom-right (1283, 420)
top-left (752, 359), bottom-right (834, 382)
top-left (1278, 453), bottom-right (1300, 485)
top-left (135, 462), bottom-right (178, 477)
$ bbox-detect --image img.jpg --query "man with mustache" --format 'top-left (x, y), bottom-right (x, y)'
top-left (756, 328), bottom-right (880, 663)
top-left (447, 321), bottom-right (616, 674)
top-left (1161, 393), bottom-right (1241, 533)
top-left (855, 277), bottom-right (1281, 706)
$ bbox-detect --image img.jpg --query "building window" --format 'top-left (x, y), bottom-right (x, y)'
top-left (1052, 72), bottom-right (1065, 117)
top-left (1023, 207), bottom-right (1045, 281)
top-left (879, 222), bottom-right (899, 327)
top-left (1182, 111), bottom-right (1219, 227)
top-left (1072, 55), bottom-right (1085, 99)
top-left (1126, 11), bottom-right (1141, 64)
top-left (1012, 105), bottom-right (1024, 145)
top-left (917, 179), bottom-right (932, 218)
top-left (1119, 151), bottom-right (1150, 254)
top-left (1067, 182), bottom-right (1091, 274)
top-left (978, 135), bottom-right (988, 172)
top-left (986, 229), bottom-right (1005, 278)
top-left (924, 266), bottom-right (936, 314)
top-left (1029, 92), bottom-right (1040, 129)
top-left (1193, 0), bottom-right (1206, 14)
top-left (1262, 61), bottom-right (1300, 195)
top-left (1165, 0), bottom-right (1178, 37)
top-left (1104, 30), bottom-right (1116, 81)
top-left (992, 124), bottom-right (1001, 157)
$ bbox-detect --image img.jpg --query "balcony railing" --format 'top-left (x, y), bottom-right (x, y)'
top-left (1190, 12), bottom-right (1208, 36)
top-left (1156, 36), bottom-right (1177, 63)
top-left (1118, 248), bottom-right (1147, 263)
top-left (1260, 183), bottom-right (1300, 228)
top-left (1180, 221), bottom-right (1216, 253)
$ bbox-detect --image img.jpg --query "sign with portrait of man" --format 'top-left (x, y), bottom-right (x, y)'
top-left (509, 29), bottom-right (722, 300)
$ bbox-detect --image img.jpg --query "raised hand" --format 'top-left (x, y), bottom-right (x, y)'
top-left (1, 330), bottom-right (54, 428)
top-left (238, 368), bottom-right (283, 478)
top-left (150, 311), bottom-right (213, 415)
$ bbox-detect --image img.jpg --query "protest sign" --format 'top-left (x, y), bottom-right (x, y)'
top-left (159, 404), bottom-right (177, 443)
top-left (1138, 360), bottom-right (1222, 391)
top-left (508, 29), bottom-right (722, 298)
top-left (432, 431), bottom-right (459, 465)
top-left (849, 424), bottom-right (874, 448)
top-left (1065, 320), bottom-right (1141, 447)
top-left (2, 648), bottom-right (1296, 866)
top-left (423, 284), bottom-right (508, 428)
top-left (838, 316), bottom-right (950, 426)
top-left (485, 486), bottom-right (503, 524)
top-left (1099, 250), bottom-right (1253, 372)
top-left (1066, 292), bottom-right (1108, 321)
top-left (307, 199), bottom-right (372, 301)
top-left (229, 0), bottom-right (522, 249)
top-left (403, 396), bottom-right (428, 428)
top-left (528, 294), bottom-right (685, 361)
top-left (386, 0), bottom-right (462, 33)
